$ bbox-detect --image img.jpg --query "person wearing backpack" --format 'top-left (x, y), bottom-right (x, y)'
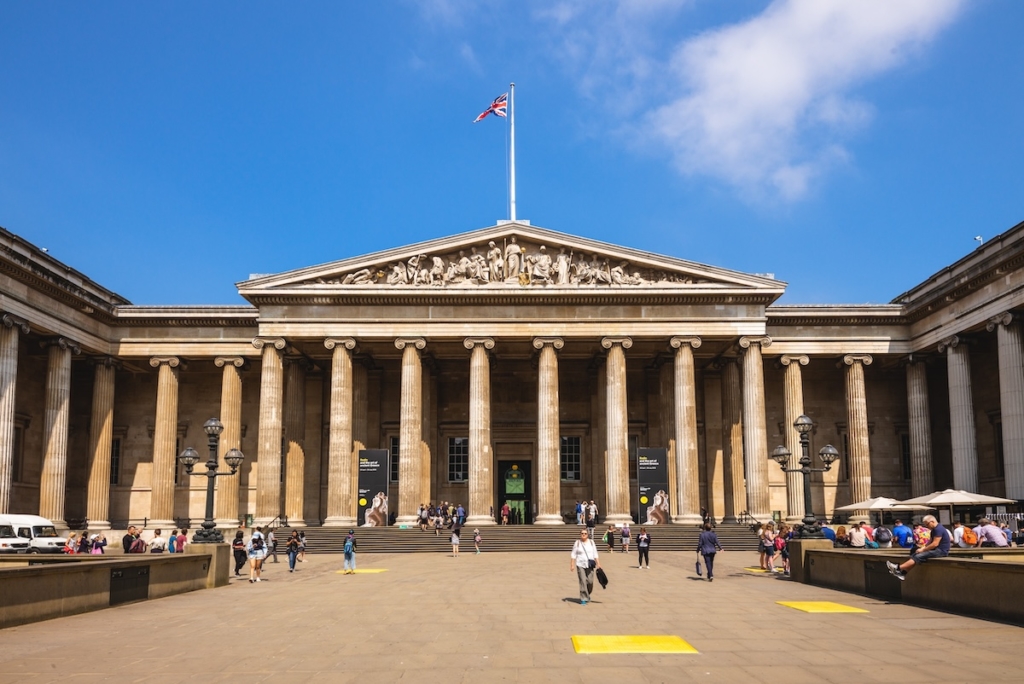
top-left (247, 527), bottom-right (267, 583)
top-left (874, 524), bottom-right (894, 548)
top-left (343, 530), bottom-right (357, 574)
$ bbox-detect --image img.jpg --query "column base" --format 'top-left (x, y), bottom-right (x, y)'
top-left (287, 519), bottom-right (307, 528)
top-left (215, 518), bottom-right (240, 530)
top-left (252, 518), bottom-right (276, 528)
top-left (603, 513), bottom-right (633, 525)
top-left (395, 515), bottom-right (419, 526)
top-left (533, 514), bottom-right (565, 525)
top-left (323, 516), bottom-right (358, 527)
top-left (147, 519), bottom-right (175, 531)
top-left (465, 515), bottom-right (496, 527)
top-left (721, 516), bottom-right (740, 524)
top-left (672, 514), bottom-right (704, 525)
top-left (89, 520), bottom-right (112, 530)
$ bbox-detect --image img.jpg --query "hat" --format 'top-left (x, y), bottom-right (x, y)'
top-left (90, 534), bottom-right (98, 540)
top-left (348, 529), bottom-right (355, 534)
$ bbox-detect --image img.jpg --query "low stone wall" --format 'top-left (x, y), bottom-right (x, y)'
top-left (0, 544), bottom-right (229, 630)
top-left (804, 548), bottom-right (1024, 625)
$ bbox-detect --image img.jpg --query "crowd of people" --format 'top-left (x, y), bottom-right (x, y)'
top-left (418, 502), bottom-right (466, 533)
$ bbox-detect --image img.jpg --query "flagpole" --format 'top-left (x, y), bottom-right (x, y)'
top-left (509, 82), bottom-right (516, 222)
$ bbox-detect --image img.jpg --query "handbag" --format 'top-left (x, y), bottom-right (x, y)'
top-left (580, 540), bottom-right (597, 569)
top-left (695, 560), bottom-right (702, 576)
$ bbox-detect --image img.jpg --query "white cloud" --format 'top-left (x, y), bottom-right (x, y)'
top-left (647, 0), bottom-right (964, 200)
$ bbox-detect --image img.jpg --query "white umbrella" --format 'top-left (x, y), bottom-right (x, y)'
top-left (835, 497), bottom-right (908, 512)
top-left (900, 489), bottom-right (1015, 506)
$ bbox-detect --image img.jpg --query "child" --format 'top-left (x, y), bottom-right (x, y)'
top-left (473, 528), bottom-right (482, 554)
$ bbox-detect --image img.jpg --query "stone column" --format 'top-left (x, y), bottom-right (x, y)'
top-left (214, 357), bottom-right (245, 527)
top-left (602, 337), bottom-right (633, 525)
top-left (253, 338), bottom-right (286, 526)
top-left (844, 354), bottom-right (873, 517)
top-left (720, 359), bottom-right (744, 523)
top-left (670, 336), bottom-right (703, 524)
top-left (147, 356), bottom-right (179, 528)
top-left (283, 357), bottom-right (308, 527)
top-left (988, 313), bottom-right (1024, 499)
top-left (0, 314), bottom-right (29, 514)
top-left (465, 338), bottom-right (496, 526)
top-left (939, 335), bottom-right (979, 492)
top-left (739, 336), bottom-right (771, 521)
top-left (324, 338), bottom-right (356, 527)
top-left (85, 358), bottom-right (117, 529)
top-left (39, 338), bottom-right (80, 528)
top-left (905, 357), bottom-right (934, 498)
top-left (396, 338), bottom-right (425, 525)
top-left (780, 355), bottom-right (809, 522)
top-left (534, 337), bottom-right (564, 525)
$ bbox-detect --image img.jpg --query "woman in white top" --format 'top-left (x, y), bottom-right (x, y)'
top-left (148, 529), bottom-right (167, 553)
top-left (247, 528), bottom-right (267, 583)
top-left (570, 529), bottom-right (602, 605)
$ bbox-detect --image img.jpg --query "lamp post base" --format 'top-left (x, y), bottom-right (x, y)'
top-left (192, 526), bottom-right (225, 544)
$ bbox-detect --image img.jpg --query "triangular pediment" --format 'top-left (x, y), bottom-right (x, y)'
top-left (237, 223), bottom-right (785, 296)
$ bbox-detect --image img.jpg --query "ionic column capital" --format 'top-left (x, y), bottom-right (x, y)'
top-left (938, 335), bottom-right (962, 353)
top-left (1, 313), bottom-right (30, 335)
top-left (41, 337), bottom-right (81, 355)
top-left (986, 312), bottom-right (1015, 332)
top-left (533, 337), bottom-right (564, 350)
top-left (738, 335), bottom-right (771, 349)
top-left (149, 356), bottom-right (181, 369)
top-left (214, 356), bottom-right (247, 369)
top-left (601, 336), bottom-right (633, 350)
top-left (92, 356), bottom-right (121, 370)
top-left (324, 337), bottom-right (357, 351)
top-left (842, 354), bottom-right (873, 367)
top-left (780, 354), bottom-right (809, 367)
top-left (464, 337), bottom-right (495, 351)
top-left (670, 336), bottom-right (701, 350)
top-left (394, 337), bottom-right (426, 351)
top-left (253, 337), bottom-right (286, 351)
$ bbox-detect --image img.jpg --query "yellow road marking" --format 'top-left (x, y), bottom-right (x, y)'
top-left (335, 568), bottom-right (388, 574)
top-left (571, 635), bottom-right (698, 654)
top-left (777, 601), bottom-right (868, 613)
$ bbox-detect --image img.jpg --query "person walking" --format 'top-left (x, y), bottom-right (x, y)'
top-left (343, 530), bottom-right (357, 574)
top-left (637, 527), bottom-right (651, 569)
top-left (473, 529), bottom-right (482, 554)
top-left (604, 525), bottom-right (617, 553)
top-left (286, 530), bottom-right (301, 573)
top-left (298, 531), bottom-right (307, 562)
top-left (267, 528), bottom-right (279, 563)
top-left (247, 527), bottom-right (267, 583)
top-left (451, 527), bottom-right (461, 557)
top-left (231, 530), bottom-right (247, 577)
top-left (621, 521), bottom-right (631, 554)
top-left (500, 502), bottom-right (510, 526)
top-left (697, 522), bottom-right (723, 581)
top-left (570, 528), bottom-right (601, 605)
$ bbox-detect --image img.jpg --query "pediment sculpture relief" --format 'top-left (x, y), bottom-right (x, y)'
top-left (308, 237), bottom-right (705, 288)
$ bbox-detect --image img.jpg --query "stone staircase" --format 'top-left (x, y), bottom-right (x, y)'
top-left (280, 523), bottom-right (761, 554)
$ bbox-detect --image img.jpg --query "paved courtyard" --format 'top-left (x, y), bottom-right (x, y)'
top-left (3, 547), bottom-right (1023, 683)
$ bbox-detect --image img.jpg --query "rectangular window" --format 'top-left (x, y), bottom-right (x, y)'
top-left (628, 434), bottom-right (639, 481)
top-left (389, 436), bottom-right (399, 483)
top-left (174, 437), bottom-right (182, 485)
top-left (448, 437), bottom-right (469, 483)
top-left (560, 436), bottom-right (581, 481)
top-left (994, 421), bottom-right (1005, 478)
top-left (110, 437), bottom-right (122, 485)
top-left (841, 433), bottom-right (850, 481)
top-left (900, 433), bottom-right (911, 481)
top-left (12, 425), bottom-right (24, 483)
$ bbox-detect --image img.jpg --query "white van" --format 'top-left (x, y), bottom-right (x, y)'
top-left (0, 514), bottom-right (67, 554)
top-left (0, 520), bottom-right (30, 553)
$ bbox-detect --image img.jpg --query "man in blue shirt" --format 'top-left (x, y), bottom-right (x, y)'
top-left (821, 525), bottom-right (836, 542)
top-left (887, 515), bottom-right (950, 581)
top-left (891, 519), bottom-right (914, 549)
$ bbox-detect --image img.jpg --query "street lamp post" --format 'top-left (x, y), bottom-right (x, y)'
top-left (178, 417), bottom-right (245, 544)
top-left (770, 414), bottom-right (839, 539)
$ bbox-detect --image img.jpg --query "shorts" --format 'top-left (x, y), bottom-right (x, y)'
top-left (910, 548), bottom-right (946, 564)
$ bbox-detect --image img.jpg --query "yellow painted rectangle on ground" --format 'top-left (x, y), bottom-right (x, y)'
top-left (572, 635), bottom-right (698, 654)
top-left (744, 567), bottom-right (769, 573)
top-left (335, 568), bottom-right (388, 574)
top-left (777, 601), bottom-right (868, 613)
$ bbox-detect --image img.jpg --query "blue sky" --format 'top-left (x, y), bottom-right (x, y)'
top-left (1, 1), bottom-right (1021, 305)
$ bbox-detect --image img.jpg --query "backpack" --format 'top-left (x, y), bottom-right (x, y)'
top-left (129, 537), bottom-right (147, 554)
top-left (961, 527), bottom-right (978, 546)
top-left (875, 527), bottom-right (892, 543)
top-left (251, 535), bottom-right (265, 552)
top-left (344, 538), bottom-right (354, 555)
top-left (773, 535), bottom-right (785, 550)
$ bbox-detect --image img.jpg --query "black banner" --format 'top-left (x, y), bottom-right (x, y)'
top-left (637, 447), bottom-right (670, 525)
top-left (357, 449), bottom-right (390, 527)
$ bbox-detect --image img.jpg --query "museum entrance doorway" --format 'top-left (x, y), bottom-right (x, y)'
top-left (498, 460), bottom-right (532, 524)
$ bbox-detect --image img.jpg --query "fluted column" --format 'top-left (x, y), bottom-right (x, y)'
top-left (534, 337), bottom-right (564, 525)
top-left (465, 338), bottom-right (496, 526)
top-left (670, 336), bottom-right (702, 524)
top-left (324, 338), bottom-right (357, 527)
top-left (147, 356), bottom-right (179, 528)
top-left (721, 359), bottom-right (744, 523)
top-left (602, 337), bottom-right (633, 525)
top-left (253, 338), bottom-right (286, 526)
top-left (905, 357), bottom-right (934, 497)
top-left (396, 338), bottom-right (425, 525)
top-left (988, 314), bottom-right (1024, 498)
top-left (844, 354), bottom-right (873, 517)
top-left (85, 358), bottom-right (117, 529)
top-left (283, 357), bottom-right (307, 526)
top-left (739, 336), bottom-right (770, 520)
top-left (0, 314), bottom-right (29, 514)
top-left (940, 335), bottom-right (978, 492)
top-left (40, 338), bottom-right (79, 528)
top-left (214, 357), bottom-right (245, 527)
top-left (780, 355), bottom-right (808, 522)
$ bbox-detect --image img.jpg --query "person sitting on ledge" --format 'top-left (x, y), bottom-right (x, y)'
top-left (887, 515), bottom-right (950, 581)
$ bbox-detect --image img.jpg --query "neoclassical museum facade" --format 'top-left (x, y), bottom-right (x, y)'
top-left (2, 220), bottom-right (1023, 530)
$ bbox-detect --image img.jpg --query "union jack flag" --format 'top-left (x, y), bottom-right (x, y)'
top-left (473, 93), bottom-right (507, 123)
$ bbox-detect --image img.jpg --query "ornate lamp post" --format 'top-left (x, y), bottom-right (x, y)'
top-left (178, 417), bottom-right (245, 544)
top-left (770, 414), bottom-right (839, 538)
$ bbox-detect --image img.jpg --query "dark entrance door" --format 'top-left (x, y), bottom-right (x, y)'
top-left (498, 460), bottom-right (532, 524)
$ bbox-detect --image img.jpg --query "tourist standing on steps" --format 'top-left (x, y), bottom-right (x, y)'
top-left (343, 530), bottom-right (357, 574)
top-left (637, 527), bottom-right (651, 569)
top-left (697, 522), bottom-right (723, 581)
top-left (247, 527), bottom-right (267, 583)
top-left (570, 528), bottom-right (601, 605)
top-left (231, 530), bottom-right (247, 576)
top-left (621, 521), bottom-right (631, 554)
top-left (286, 530), bottom-right (301, 572)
